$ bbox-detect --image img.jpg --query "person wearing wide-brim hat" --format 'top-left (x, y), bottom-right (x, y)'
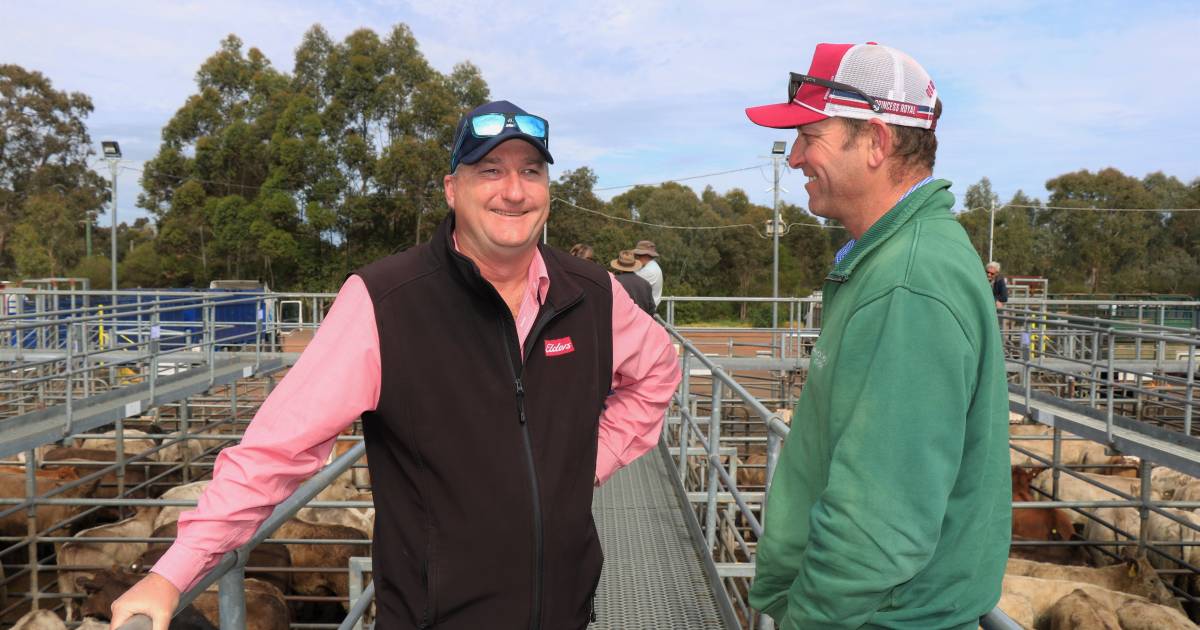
top-left (631, 240), bottom-right (663, 308)
top-left (610, 250), bottom-right (655, 315)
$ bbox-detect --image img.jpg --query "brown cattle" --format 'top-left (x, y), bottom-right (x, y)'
top-left (735, 453), bottom-right (768, 488)
top-left (1010, 467), bottom-right (1084, 564)
top-left (0, 469), bottom-right (100, 538)
top-left (41, 447), bottom-right (153, 522)
top-left (135, 521), bottom-right (291, 597)
top-left (57, 507), bottom-right (160, 621)
top-left (0, 466), bottom-right (78, 480)
top-left (272, 519), bottom-right (369, 610)
top-left (79, 567), bottom-right (284, 630)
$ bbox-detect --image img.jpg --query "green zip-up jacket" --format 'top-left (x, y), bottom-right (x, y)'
top-left (749, 180), bottom-right (1010, 629)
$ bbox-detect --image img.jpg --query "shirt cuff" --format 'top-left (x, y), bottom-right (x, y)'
top-left (151, 541), bottom-right (221, 594)
top-left (594, 440), bottom-right (624, 486)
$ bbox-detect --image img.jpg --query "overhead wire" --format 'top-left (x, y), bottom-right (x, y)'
top-left (964, 203), bottom-right (1200, 213)
top-left (551, 196), bottom-right (842, 237)
top-left (593, 165), bottom-right (765, 191)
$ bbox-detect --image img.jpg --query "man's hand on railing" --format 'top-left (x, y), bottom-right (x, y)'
top-left (110, 573), bottom-right (180, 630)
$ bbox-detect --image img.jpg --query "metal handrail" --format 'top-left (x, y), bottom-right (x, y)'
top-left (113, 441), bottom-right (367, 629)
top-left (661, 316), bottom-right (1029, 628)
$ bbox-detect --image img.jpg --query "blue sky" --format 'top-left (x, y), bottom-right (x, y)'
top-left (4, 1), bottom-right (1198, 225)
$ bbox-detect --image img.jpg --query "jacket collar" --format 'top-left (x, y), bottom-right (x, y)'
top-left (826, 179), bottom-right (952, 283)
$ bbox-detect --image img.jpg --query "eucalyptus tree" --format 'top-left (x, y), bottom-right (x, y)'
top-left (0, 64), bottom-right (107, 275)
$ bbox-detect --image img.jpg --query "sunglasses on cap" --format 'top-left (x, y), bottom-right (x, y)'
top-left (450, 112), bottom-right (550, 171)
top-left (789, 72), bottom-right (883, 114)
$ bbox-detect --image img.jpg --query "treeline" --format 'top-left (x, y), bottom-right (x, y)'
top-left (2, 23), bottom-right (1198, 323)
top-left (958, 174), bottom-right (1200, 297)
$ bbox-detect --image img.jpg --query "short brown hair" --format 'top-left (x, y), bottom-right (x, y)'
top-left (841, 98), bottom-right (941, 181)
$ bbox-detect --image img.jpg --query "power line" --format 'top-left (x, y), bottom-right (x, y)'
top-left (551, 196), bottom-right (842, 237)
top-left (966, 203), bottom-right (1200, 213)
top-left (593, 165), bottom-right (766, 191)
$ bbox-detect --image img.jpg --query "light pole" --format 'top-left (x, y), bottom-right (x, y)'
top-left (769, 141), bottom-right (787, 339)
top-left (101, 141), bottom-right (122, 293)
top-left (987, 199), bottom-right (996, 263)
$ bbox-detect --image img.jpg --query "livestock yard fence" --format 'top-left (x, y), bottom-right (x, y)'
top-left (0, 288), bottom-right (1196, 628)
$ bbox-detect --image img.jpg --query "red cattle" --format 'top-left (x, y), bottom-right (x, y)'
top-left (1011, 466), bottom-right (1086, 565)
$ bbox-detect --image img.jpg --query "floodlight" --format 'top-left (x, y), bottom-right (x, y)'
top-left (101, 141), bottom-right (122, 158)
top-left (771, 141), bottom-right (787, 155)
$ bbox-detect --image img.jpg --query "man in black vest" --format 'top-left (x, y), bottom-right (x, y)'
top-left (112, 101), bottom-right (681, 630)
top-left (610, 249), bottom-right (656, 315)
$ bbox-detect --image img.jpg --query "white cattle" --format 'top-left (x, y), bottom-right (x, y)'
top-left (78, 429), bottom-right (158, 461)
top-left (296, 483), bottom-right (374, 539)
top-left (1151, 466), bottom-right (1197, 500)
top-left (1004, 557), bottom-right (1181, 612)
top-left (11, 610), bottom-right (66, 630)
top-left (1009, 424), bottom-right (1111, 468)
top-left (153, 480), bottom-right (209, 530)
top-left (999, 574), bottom-right (1192, 629)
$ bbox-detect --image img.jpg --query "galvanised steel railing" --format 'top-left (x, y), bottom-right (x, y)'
top-left (6, 290), bottom-right (1197, 628)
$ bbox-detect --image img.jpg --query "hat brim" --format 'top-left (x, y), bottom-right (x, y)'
top-left (610, 259), bottom-right (642, 273)
top-left (631, 249), bottom-right (658, 258)
top-left (745, 102), bottom-right (829, 129)
top-left (458, 135), bottom-right (554, 168)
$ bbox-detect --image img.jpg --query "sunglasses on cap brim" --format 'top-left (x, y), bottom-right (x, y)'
top-left (450, 112), bottom-right (549, 171)
top-left (789, 72), bottom-right (883, 115)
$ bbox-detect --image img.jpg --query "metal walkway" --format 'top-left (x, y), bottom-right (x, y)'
top-left (1010, 384), bottom-right (1200, 478)
top-left (591, 445), bottom-right (735, 629)
top-left (0, 356), bottom-right (283, 460)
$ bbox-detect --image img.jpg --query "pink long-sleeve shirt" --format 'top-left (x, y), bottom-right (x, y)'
top-left (152, 247), bottom-right (681, 593)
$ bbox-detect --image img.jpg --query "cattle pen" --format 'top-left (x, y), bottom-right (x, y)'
top-left (0, 288), bottom-right (1197, 629)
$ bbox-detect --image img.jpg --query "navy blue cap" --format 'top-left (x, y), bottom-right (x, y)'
top-left (451, 100), bottom-right (554, 171)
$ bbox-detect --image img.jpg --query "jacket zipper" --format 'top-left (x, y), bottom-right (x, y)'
top-left (498, 318), bottom-right (544, 630)
top-left (499, 293), bottom-right (583, 630)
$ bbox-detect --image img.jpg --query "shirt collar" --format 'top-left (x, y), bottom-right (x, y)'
top-left (831, 176), bottom-right (934, 267)
top-left (451, 232), bottom-right (550, 305)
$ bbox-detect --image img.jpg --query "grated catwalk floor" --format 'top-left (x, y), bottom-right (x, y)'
top-left (590, 450), bottom-right (728, 629)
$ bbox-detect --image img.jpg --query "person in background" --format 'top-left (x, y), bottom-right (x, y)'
top-left (631, 240), bottom-right (663, 308)
top-left (111, 100), bottom-right (680, 630)
top-left (610, 250), bottom-right (656, 316)
top-left (987, 261), bottom-right (1008, 309)
top-left (743, 42), bottom-right (1010, 628)
top-left (569, 243), bottom-right (595, 262)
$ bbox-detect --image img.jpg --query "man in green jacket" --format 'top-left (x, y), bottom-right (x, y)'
top-left (743, 42), bottom-right (1010, 629)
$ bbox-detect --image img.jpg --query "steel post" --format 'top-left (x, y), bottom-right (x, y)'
top-left (218, 566), bottom-right (247, 629)
top-left (705, 379), bottom-right (723, 554)
top-left (678, 354), bottom-right (691, 481)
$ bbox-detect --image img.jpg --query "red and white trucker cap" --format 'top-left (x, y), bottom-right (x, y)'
top-left (746, 42), bottom-right (939, 130)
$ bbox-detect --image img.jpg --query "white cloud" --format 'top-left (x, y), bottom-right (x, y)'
top-left (3, 0), bottom-right (1197, 224)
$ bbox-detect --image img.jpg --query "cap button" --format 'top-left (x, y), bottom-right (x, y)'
top-left (866, 41), bottom-right (878, 45)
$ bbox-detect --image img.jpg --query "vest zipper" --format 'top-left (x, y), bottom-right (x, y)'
top-left (492, 275), bottom-right (583, 630)
top-left (499, 320), bottom-right (543, 630)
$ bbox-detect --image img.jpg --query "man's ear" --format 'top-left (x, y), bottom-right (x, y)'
top-left (443, 173), bottom-right (457, 210)
top-left (866, 118), bottom-right (893, 169)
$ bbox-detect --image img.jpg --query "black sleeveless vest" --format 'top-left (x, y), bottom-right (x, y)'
top-left (354, 214), bottom-right (614, 629)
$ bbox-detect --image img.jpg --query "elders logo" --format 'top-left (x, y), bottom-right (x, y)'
top-left (544, 336), bottom-right (575, 357)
